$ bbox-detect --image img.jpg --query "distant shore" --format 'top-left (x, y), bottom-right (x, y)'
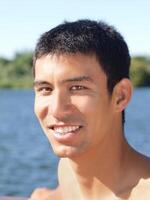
top-left (0, 52), bottom-right (150, 88)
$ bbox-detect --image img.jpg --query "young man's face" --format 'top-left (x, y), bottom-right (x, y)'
top-left (34, 53), bottom-right (115, 158)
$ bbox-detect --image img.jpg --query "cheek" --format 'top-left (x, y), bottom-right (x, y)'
top-left (71, 96), bottom-right (90, 111)
top-left (71, 95), bottom-right (101, 116)
top-left (34, 96), bottom-right (49, 120)
top-left (71, 95), bottom-right (109, 135)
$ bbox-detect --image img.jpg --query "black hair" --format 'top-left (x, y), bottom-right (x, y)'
top-left (33, 19), bottom-right (131, 123)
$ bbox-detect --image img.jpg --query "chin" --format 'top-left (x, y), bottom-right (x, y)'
top-left (52, 145), bottom-right (83, 158)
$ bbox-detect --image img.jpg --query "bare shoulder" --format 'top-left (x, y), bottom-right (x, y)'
top-left (130, 153), bottom-right (150, 199)
top-left (131, 178), bottom-right (150, 199)
top-left (29, 159), bottom-right (68, 200)
top-left (29, 186), bottom-right (62, 200)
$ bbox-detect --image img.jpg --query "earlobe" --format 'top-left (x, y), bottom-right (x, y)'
top-left (112, 78), bottom-right (133, 112)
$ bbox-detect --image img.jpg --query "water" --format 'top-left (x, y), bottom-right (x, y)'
top-left (125, 88), bottom-right (150, 154)
top-left (0, 90), bottom-right (59, 197)
top-left (0, 88), bottom-right (150, 197)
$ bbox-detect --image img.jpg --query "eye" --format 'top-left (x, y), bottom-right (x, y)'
top-left (36, 86), bottom-right (52, 95)
top-left (70, 85), bottom-right (88, 91)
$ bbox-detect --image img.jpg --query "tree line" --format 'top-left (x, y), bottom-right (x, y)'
top-left (0, 51), bottom-right (150, 88)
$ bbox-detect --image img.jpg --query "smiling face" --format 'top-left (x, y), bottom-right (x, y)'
top-left (34, 53), bottom-right (116, 158)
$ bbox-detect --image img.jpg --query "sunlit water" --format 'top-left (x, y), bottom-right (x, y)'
top-left (0, 88), bottom-right (150, 197)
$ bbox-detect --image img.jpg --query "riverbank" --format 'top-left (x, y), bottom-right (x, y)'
top-left (0, 52), bottom-right (150, 88)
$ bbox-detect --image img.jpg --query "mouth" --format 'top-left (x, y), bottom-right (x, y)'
top-left (53, 125), bottom-right (82, 136)
top-left (48, 124), bottom-right (83, 141)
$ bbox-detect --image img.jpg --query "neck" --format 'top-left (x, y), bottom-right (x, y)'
top-left (58, 125), bottom-right (134, 199)
top-left (70, 131), bottom-right (128, 188)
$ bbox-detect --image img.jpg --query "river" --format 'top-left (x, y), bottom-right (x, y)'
top-left (0, 88), bottom-right (150, 197)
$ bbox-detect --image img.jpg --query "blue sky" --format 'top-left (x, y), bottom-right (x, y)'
top-left (0, 0), bottom-right (150, 58)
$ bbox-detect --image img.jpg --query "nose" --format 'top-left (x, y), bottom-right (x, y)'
top-left (49, 90), bottom-right (71, 120)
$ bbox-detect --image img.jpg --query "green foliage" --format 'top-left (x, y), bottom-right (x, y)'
top-left (0, 51), bottom-right (33, 88)
top-left (130, 56), bottom-right (150, 87)
top-left (0, 52), bottom-right (150, 88)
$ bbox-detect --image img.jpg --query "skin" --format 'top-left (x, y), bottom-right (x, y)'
top-left (30, 53), bottom-right (150, 200)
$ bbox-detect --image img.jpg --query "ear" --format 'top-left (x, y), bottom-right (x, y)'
top-left (112, 78), bottom-right (133, 112)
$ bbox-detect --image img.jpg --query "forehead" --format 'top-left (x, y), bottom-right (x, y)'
top-left (34, 53), bottom-right (107, 85)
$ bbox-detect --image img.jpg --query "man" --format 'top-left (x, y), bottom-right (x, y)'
top-left (30, 20), bottom-right (150, 200)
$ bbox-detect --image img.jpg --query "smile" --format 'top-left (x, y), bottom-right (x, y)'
top-left (54, 125), bottom-right (81, 135)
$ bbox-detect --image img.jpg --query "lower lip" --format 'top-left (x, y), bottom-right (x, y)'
top-left (52, 127), bottom-right (82, 143)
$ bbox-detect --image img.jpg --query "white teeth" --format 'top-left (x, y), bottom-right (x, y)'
top-left (54, 126), bottom-right (80, 135)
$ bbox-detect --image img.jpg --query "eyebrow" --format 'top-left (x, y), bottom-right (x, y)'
top-left (61, 76), bottom-right (94, 83)
top-left (33, 81), bottom-right (51, 88)
top-left (33, 76), bottom-right (93, 87)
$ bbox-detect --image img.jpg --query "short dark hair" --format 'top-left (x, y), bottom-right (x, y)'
top-left (33, 19), bottom-right (131, 123)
